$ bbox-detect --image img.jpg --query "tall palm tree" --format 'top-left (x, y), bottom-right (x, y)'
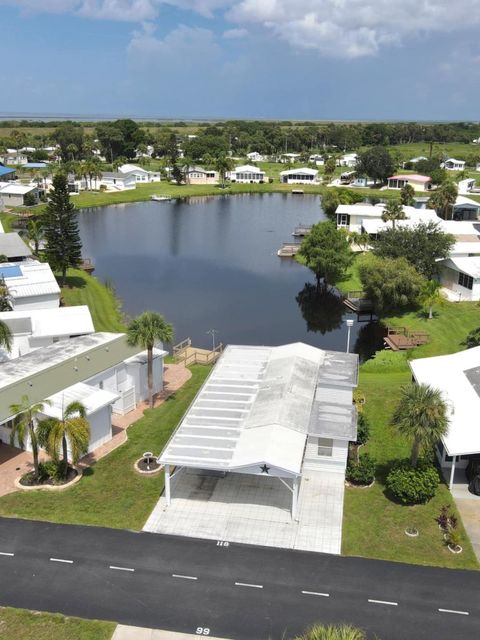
top-left (127, 311), bottom-right (174, 408)
top-left (37, 400), bottom-right (90, 478)
top-left (419, 279), bottom-right (444, 319)
top-left (9, 395), bottom-right (50, 481)
top-left (381, 199), bottom-right (406, 230)
top-left (392, 383), bottom-right (449, 468)
top-left (26, 218), bottom-right (44, 255)
top-left (0, 319), bottom-right (12, 352)
top-left (428, 181), bottom-right (458, 220)
top-left (294, 624), bottom-right (366, 640)
top-left (215, 156), bottom-right (234, 188)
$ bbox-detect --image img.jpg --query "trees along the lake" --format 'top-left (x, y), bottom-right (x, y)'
top-left (43, 172), bottom-right (83, 286)
top-left (358, 255), bottom-right (423, 315)
top-left (371, 221), bottom-right (455, 280)
top-left (428, 181), bottom-right (458, 220)
top-left (215, 155), bottom-right (234, 188)
top-left (419, 279), bottom-right (445, 319)
top-left (37, 401), bottom-right (90, 478)
top-left (320, 188), bottom-right (363, 221)
top-left (400, 183), bottom-right (415, 206)
top-left (0, 319), bottom-right (12, 352)
top-left (299, 221), bottom-right (353, 289)
top-left (381, 199), bottom-right (406, 230)
top-left (356, 146), bottom-right (395, 184)
top-left (323, 157), bottom-right (336, 177)
top-left (296, 283), bottom-right (344, 335)
top-left (392, 383), bottom-right (449, 468)
top-left (127, 312), bottom-right (174, 409)
top-left (9, 396), bottom-right (51, 482)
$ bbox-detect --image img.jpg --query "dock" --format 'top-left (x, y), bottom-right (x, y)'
top-left (79, 258), bottom-right (95, 274)
top-left (383, 326), bottom-right (429, 351)
top-left (292, 224), bottom-right (313, 238)
top-left (277, 242), bottom-right (301, 257)
top-left (173, 338), bottom-right (223, 366)
top-left (343, 290), bottom-right (374, 314)
top-left (291, 189), bottom-right (304, 195)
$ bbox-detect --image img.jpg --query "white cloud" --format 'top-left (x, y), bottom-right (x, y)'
top-left (128, 22), bottom-right (219, 63)
top-left (223, 27), bottom-right (248, 39)
top-left (78, 0), bottom-right (159, 21)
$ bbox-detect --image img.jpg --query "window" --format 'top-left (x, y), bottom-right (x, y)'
top-left (318, 438), bottom-right (333, 457)
top-left (458, 272), bottom-right (473, 290)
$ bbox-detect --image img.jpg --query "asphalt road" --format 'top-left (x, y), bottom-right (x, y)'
top-left (0, 517), bottom-right (479, 640)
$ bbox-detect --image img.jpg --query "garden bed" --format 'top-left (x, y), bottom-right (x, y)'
top-left (15, 466), bottom-right (81, 492)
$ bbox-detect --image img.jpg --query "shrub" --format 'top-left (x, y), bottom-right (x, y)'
top-left (23, 192), bottom-right (37, 207)
top-left (386, 459), bottom-right (440, 504)
top-left (464, 326), bottom-right (480, 349)
top-left (446, 529), bottom-right (462, 549)
top-left (356, 413), bottom-right (370, 446)
top-left (436, 505), bottom-right (458, 532)
top-left (346, 453), bottom-right (376, 486)
top-left (361, 349), bottom-right (409, 373)
top-left (38, 460), bottom-right (69, 484)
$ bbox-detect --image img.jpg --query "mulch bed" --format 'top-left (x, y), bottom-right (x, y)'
top-left (20, 467), bottom-right (78, 487)
top-left (136, 458), bottom-right (161, 472)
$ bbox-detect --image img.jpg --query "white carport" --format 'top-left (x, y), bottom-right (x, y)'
top-left (159, 343), bottom-right (358, 520)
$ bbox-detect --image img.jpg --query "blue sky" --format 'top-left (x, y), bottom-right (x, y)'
top-left (1, 0), bottom-right (479, 120)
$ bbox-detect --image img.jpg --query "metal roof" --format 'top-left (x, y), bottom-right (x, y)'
top-left (0, 166), bottom-right (15, 177)
top-left (0, 305), bottom-right (94, 339)
top-left (441, 257), bottom-right (480, 279)
top-left (160, 343), bottom-right (358, 476)
top-left (1, 260), bottom-right (60, 299)
top-left (44, 382), bottom-right (119, 419)
top-left (0, 233), bottom-right (32, 259)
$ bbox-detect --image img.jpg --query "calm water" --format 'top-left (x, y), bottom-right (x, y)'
top-left (78, 194), bottom-right (378, 353)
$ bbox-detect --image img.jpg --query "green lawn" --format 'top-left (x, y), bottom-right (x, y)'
top-left (0, 607), bottom-right (114, 640)
top-left (60, 269), bottom-right (126, 333)
top-left (0, 365), bottom-right (211, 530)
top-left (343, 370), bottom-right (479, 569)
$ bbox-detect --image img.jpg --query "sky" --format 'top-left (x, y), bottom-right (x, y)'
top-left (1, 0), bottom-right (479, 120)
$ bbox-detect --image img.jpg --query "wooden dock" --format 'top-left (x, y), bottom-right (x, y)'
top-left (173, 338), bottom-right (223, 366)
top-left (292, 224), bottom-right (313, 238)
top-left (80, 258), bottom-right (95, 274)
top-left (343, 290), bottom-right (374, 314)
top-left (383, 326), bottom-right (429, 351)
top-left (277, 242), bottom-right (301, 257)
top-left (291, 189), bottom-right (304, 195)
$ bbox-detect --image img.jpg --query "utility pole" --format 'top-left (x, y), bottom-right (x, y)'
top-left (206, 329), bottom-right (218, 352)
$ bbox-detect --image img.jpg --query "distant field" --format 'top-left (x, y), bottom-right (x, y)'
top-left (380, 142), bottom-right (480, 160)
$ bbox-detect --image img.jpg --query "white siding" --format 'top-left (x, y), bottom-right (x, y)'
top-left (303, 436), bottom-right (348, 473)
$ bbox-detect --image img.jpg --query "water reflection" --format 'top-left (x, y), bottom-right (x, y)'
top-left (296, 283), bottom-right (344, 335)
top-left (353, 321), bottom-right (386, 362)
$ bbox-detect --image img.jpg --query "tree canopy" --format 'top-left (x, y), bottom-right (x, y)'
top-left (381, 199), bottom-right (406, 229)
top-left (356, 146), bottom-right (395, 183)
top-left (371, 221), bottom-right (455, 279)
top-left (298, 222), bottom-right (353, 288)
top-left (358, 255), bottom-right (424, 314)
top-left (428, 181), bottom-right (458, 219)
top-left (96, 119), bottom-right (145, 161)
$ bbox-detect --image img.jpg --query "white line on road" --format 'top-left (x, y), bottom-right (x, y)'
top-left (50, 558), bottom-right (73, 564)
top-left (235, 582), bottom-right (263, 589)
top-left (109, 565), bottom-right (135, 572)
top-left (0, 552), bottom-right (14, 557)
top-left (368, 599), bottom-right (398, 606)
top-left (301, 591), bottom-right (330, 597)
top-left (172, 574), bottom-right (198, 580)
top-left (438, 608), bottom-right (469, 616)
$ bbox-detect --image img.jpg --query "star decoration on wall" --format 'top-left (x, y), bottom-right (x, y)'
top-left (260, 464), bottom-right (270, 474)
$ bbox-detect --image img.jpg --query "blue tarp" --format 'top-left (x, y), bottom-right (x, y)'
top-left (0, 166), bottom-right (15, 177)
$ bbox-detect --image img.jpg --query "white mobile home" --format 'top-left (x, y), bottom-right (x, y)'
top-left (100, 172), bottom-right (136, 191)
top-left (442, 158), bottom-right (465, 171)
top-left (118, 164), bottom-right (161, 183)
top-left (280, 168), bottom-right (319, 184)
top-left (387, 174), bottom-right (433, 192)
top-left (185, 166), bottom-right (219, 185)
top-left (229, 165), bottom-right (266, 183)
top-left (0, 261), bottom-right (60, 310)
top-left (439, 257), bottom-right (480, 301)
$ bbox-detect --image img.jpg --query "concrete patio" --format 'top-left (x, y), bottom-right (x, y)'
top-left (143, 468), bottom-right (345, 554)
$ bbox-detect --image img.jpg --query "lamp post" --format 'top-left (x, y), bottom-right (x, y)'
top-left (346, 318), bottom-right (354, 354)
top-left (206, 329), bottom-right (218, 352)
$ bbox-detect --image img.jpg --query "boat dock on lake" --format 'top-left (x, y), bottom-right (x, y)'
top-left (292, 223), bottom-right (313, 238)
top-left (151, 195), bottom-right (171, 202)
top-left (277, 242), bottom-right (301, 257)
top-left (383, 326), bottom-right (429, 351)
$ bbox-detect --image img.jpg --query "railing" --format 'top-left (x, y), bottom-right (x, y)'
top-left (179, 343), bottom-right (224, 367)
top-left (173, 337), bottom-right (191, 358)
top-left (346, 290), bottom-right (367, 300)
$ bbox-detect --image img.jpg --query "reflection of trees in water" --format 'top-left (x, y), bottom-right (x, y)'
top-left (354, 321), bottom-right (386, 362)
top-left (296, 283), bottom-right (344, 335)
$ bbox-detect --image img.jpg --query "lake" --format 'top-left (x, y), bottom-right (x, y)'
top-left (78, 193), bottom-right (379, 354)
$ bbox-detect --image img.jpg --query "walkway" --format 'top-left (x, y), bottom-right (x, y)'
top-left (0, 364), bottom-right (191, 497)
top-left (143, 468), bottom-right (344, 554)
top-left (112, 625), bottom-right (230, 640)
top-left (448, 467), bottom-right (480, 562)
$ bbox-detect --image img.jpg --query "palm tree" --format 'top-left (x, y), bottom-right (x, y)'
top-left (215, 156), bottom-right (234, 188)
top-left (419, 279), bottom-right (444, 319)
top-left (0, 277), bottom-right (12, 311)
top-left (26, 218), bottom-right (44, 255)
top-left (37, 400), bottom-right (90, 477)
top-left (127, 311), bottom-right (174, 408)
top-left (0, 319), bottom-right (12, 352)
top-left (9, 395), bottom-right (50, 481)
top-left (392, 383), bottom-right (449, 468)
top-left (428, 181), bottom-right (458, 220)
top-left (381, 199), bottom-right (406, 229)
top-left (294, 624), bottom-right (366, 640)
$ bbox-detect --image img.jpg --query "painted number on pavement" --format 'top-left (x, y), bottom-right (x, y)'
top-left (196, 628), bottom-right (210, 635)
top-left (217, 541), bottom-right (229, 547)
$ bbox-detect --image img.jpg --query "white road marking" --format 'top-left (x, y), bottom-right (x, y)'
top-left (368, 599), bottom-right (398, 606)
top-left (0, 552), bottom-right (14, 557)
top-left (49, 558), bottom-right (73, 564)
top-left (172, 574), bottom-right (198, 580)
top-left (301, 590), bottom-right (330, 597)
top-left (109, 565), bottom-right (135, 572)
top-left (438, 608), bottom-right (469, 616)
top-left (235, 582), bottom-right (263, 589)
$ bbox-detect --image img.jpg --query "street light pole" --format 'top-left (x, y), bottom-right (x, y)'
top-left (206, 329), bottom-right (218, 352)
top-left (346, 319), bottom-right (354, 354)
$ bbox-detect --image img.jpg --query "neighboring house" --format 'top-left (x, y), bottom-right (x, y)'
top-left (0, 305), bottom-right (95, 360)
top-left (0, 164), bottom-right (16, 182)
top-left (118, 164), bottom-right (161, 183)
top-left (0, 183), bottom-right (40, 206)
top-left (438, 257), bottom-right (480, 301)
top-left (158, 343), bottom-right (358, 518)
top-left (280, 168), bottom-right (319, 184)
top-left (229, 165), bottom-right (266, 183)
top-left (387, 174), bottom-right (433, 191)
top-left (336, 153), bottom-right (358, 167)
top-left (0, 150), bottom-right (28, 166)
top-left (335, 203), bottom-right (439, 233)
top-left (452, 196), bottom-right (480, 221)
top-left (442, 158), bottom-right (466, 171)
top-left (185, 166), bottom-right (219, 185)
top-left (457, 178), bottom-right (476, 195)
top-left (0, 233), bottom-right (32, 262)
top-left (410, 346), bottom-right (480, 489)
top-left (23, 162), bottom-right (48, 170)
top-left (99, 172), bottom-right (136, 191)
top-left (409, 156), bottom-right (428, 164)
top-left (350, 176), bottom-right (370, 188)
top-left (0, 260), bottom-right (60, 310)
top-left (0, 332), bottom-right (168, 451)
top-left (246, 152), bottom-right (265, 162)
top-left (309, 154), bottom-right (325, 166)
top-left (280, 153), bottom-right (301, 164)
